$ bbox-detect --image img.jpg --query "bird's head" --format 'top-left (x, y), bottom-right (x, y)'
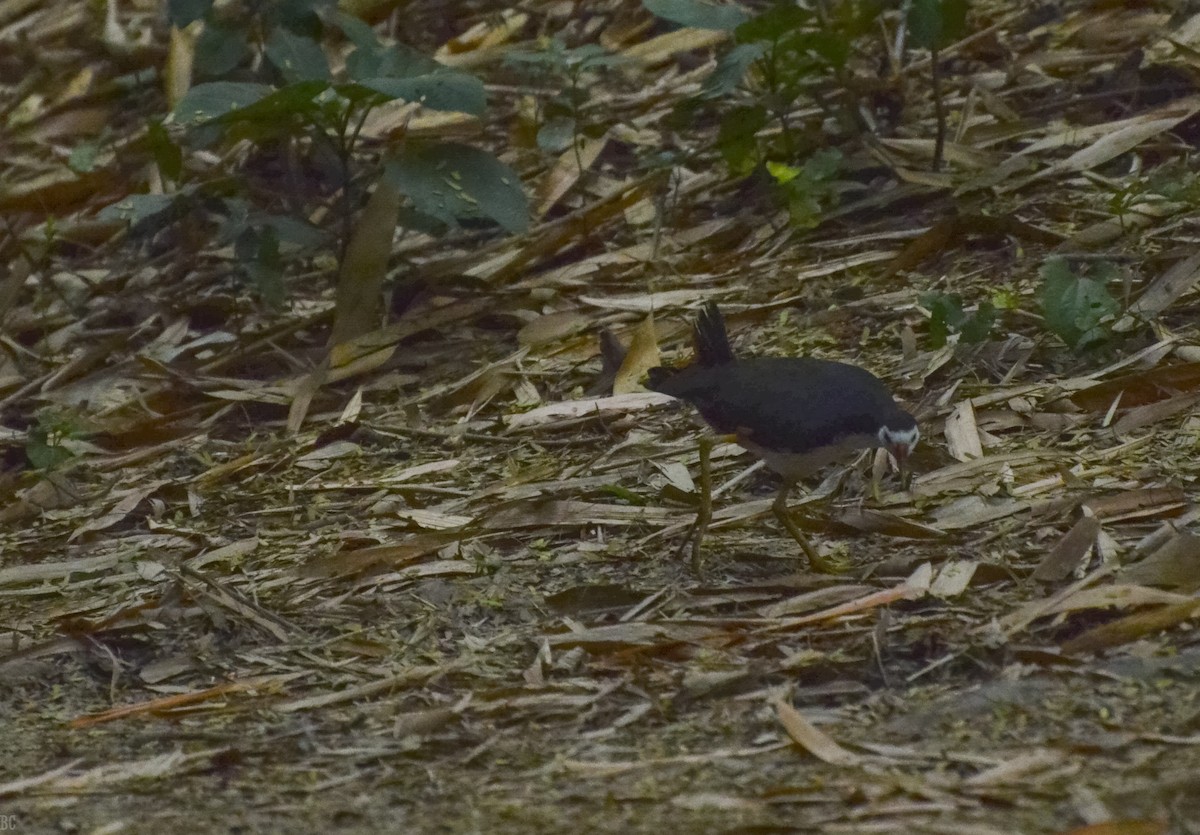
top-left (878, 416), bottom-right (919, 486)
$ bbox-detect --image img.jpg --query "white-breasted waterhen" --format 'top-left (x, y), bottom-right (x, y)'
top-left (647, 303), bottom-right (919, 572)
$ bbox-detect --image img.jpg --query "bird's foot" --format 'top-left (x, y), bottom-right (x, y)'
top-left (805, 543), bottom-right (850, 574)
top-left (772, 503), bottom-right (848, 574)
top-left (677, 435), bottom-right (715, 574)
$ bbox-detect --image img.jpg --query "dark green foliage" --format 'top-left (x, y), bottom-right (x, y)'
top-left (167, 0), bottom-right (212, 28)
top-left (766, 148), bottom-right (843, 228)
top-left (1039, 258), bottom-right (1121, 351)
top-left (392, 145), bottom-right (530, 234)
top-left (908, 0), bottom-right (969, 50)
top-left (648, 0), bottom-right (883, 225)
top-left (106, 0), bottom-right (528, 304)
top-left (921, 292), bottom-right (996, 348)
top-left (26, 411), bottom-right (85, 470)
top-left (716, 105), bottom-right (768, 175)
top-left (505, 39), bottom-right (624, 156)
top-left (641, 0), bottom-right (749, 30)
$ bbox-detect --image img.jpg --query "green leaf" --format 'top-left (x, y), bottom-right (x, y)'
top-left (392, 143), bottom-right (529, 234)
top-left (68, 142), bottom-right (100, 173)
top-left (736, 3), bottom-right (811, 44)
top-left (701, 42), bottom-right (764, 97)
top-left (908, 0), bottom-right (969, 51)
top-left (373, 43), bottom-right (441, 78)
top-left (536, 116), bottom-right (576, 153)
top-left (355, 72), bottom-right (486, 115)
top-left (172, 81), bottom-right (272, 124)
top-left (920, 291), bottom-right (994, 347)
top-left (26, 434), bottom-right (72, 470)
top-left (716, 104), bottom-right (767, 176)
top-left (803, 147), bottom-right (842, 180)
top-left (146, 121), bottom-right (183, 181)
top-left (960, 301), bottom-right (995, 343)
top-left (260, 214), bottom-right (328, 251)
top-left (332, 10), bottom-right (379, 48)
top-left (766, 161), bottom-right (800, 185)
top-left (642, 0), bottom-right (750, 30)
top-left (265, 26), bottom-right (332, 82)
top-left (1039, 257), bottom-right (1120, 351)
top-left (212, 80), bottom-right (330, 135)
top-left (236, 226), bottom-right (285, 307)
top-left (921, 292), bottom-right (965, 348)
top-left (195, 23), bottom-right (250, 77)
top-left (98, 194), bottom-right (177, 225)
top-left (168, 0), bottom-right (212, 27)
top-left (599, 484), bottom-right (647, 505)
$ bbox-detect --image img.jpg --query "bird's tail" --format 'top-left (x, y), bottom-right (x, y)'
top-left (692, 302), bottom-right (734, 366)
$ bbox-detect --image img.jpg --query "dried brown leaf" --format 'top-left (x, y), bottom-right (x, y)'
top-left (773, 697), bottom-right (860, 766)
top-left (612, 314), bottom-right (661, 395)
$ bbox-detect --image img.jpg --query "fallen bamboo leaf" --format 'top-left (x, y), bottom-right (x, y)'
top-left (1121, 532), bottom-right (1200, 591)
top-left (612, 314), bottom-right (661, 395)
top-left (1033, 515), bottom-right (1100, 583)
top-left (69, 675), bottom-right (301, 728)
top-left (504, 392), bottom-right (673, 428)
top-left (773, 697), bottom-right (860, 766)
top-left (944, 399), bottom-right (984, 461)
top-left (766, 564), bottom-right (932, 632)
top-left (1062, 598), bottom-right (1200, 655)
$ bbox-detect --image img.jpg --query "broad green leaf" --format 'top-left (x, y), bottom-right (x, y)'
top-left (356, 73), bottom-right (485, 115)
top-left (960, 301), bottom-right (995, 343)
top-left (643, 0), bottom-right (749, 31)
top-left (702, 42), bottom-right (764, 97)
top-left (260, 214), bottom-right (328, 251)
top-left (375, 43), bottom-right (441, 78)
top-left (736, 3), bottom-right (811, 44)
top-left (803, 148), bottom-right (842, 179)
top-left (766, 161), bottom-right (801, 185)
top-left (1040, 257), bottom-right (1120, 350)
top-left (332, 11), bottom-right (380, 50)
top-left (908, 0), bottom-right (969, 51)
top-left (214, 80), bottom-right (330, 129)
top-left (536, 117), bottom-right (576, 153)
top-left (68, 142), bottom-right (100, 174)
top-left (393, 143), bottom-right (529, 234)
top-left (172, 81), bottom-right (271, 124)
top-left (921, 291), bottom-right (995, 347)
top-left (235, 227), bottom-right (284, 307)
top-left (265, 27), bottom-right (332, 82)
top-left (716, 104), bottom-right (766, 176)
top-left (168, 0), bottom-right (212, 27)
top-left (921, 292), bottom-right (965, 348)
top-left (97, 194), bottom-right (177, 225)
top-left (195, 23), bottom-right (250, 77)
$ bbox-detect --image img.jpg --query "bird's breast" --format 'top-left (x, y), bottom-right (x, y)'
top-left (737, 432), bottom-right (879, 480)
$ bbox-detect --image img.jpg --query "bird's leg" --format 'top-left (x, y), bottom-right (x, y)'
top-left (678, 435), bottom-right (714, 573)
top-left (772, 479), bottom-right (845, 574)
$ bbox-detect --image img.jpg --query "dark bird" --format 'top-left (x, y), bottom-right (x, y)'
top-left (647, 303), bottom-right (918, 571)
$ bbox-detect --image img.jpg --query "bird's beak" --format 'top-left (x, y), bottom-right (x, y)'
top-left (891, 444), bottom-right (912, 490)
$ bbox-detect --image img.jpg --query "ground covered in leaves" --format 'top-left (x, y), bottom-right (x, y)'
top-left (4, 1), bottom-right (1200, 833)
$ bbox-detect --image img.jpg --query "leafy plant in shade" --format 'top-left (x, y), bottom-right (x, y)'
top-left (906, 0), bottom-right (969, 171)
top-left (765, 149), bottom-right (843, 228)
top-left (920, 291), bottom-right (996, 348)
top-left (1039, 258), bottom-right (1122, 351)
top-left (504, 39), bottom-right (624, 162)
top-left (25, 410), bottom-right (87, 470)
top-left (645, 0), bottom-right (875, 222)
top-left (104, 0), bottom-right (528, 306)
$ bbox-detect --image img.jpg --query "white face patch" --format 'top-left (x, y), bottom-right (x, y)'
top-left (878, 425), bottom-right (920, 454)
